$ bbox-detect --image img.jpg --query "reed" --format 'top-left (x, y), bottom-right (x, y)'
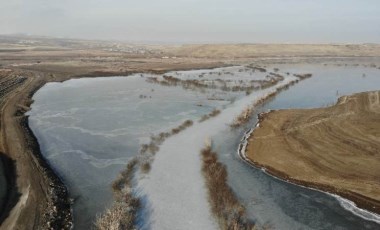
top-left (200, 143), bottom-right (255, 230)
top-left (199, 109), bottom-right (221, 122)
top-left (97, 159), bottom-right (139, 230)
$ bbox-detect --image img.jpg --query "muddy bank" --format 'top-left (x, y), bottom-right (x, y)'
top-left (242, 91), bottom-right (380, 216)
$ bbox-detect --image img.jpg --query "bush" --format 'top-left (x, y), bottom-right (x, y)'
top-left (293, 73), bottom-right (312, 79)
top-left (95, 203), bottom-right (134, 230)
top-left (231, 106), bottom-right (253, 128)
top-left (98, 159), bottom-right (139, 230)
top-left (200, 144), bottom-right (255, 230)
top-left (140, 161), bottom-right (152, 174)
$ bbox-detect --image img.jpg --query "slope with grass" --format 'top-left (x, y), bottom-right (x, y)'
top-left (246, 91), bottom-right (380, 215)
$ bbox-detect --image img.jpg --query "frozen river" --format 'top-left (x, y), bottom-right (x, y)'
top-left (28, 63), bottom-right (380, 229)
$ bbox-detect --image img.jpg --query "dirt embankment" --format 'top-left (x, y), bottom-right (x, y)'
top-left (245, 91), bottom-right (380, 214)
top-left (0, 71), bottom-right (72, 229)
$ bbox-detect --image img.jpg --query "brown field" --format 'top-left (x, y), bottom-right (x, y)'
top-left (166, 43), bottom-right (380, 58)
top-left (246, 91), bottom-right (380, 214)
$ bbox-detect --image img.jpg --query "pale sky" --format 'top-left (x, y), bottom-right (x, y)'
top-left (1, 0), bottom-right (379, 43)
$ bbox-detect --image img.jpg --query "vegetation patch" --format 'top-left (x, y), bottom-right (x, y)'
top-left (293, 73), bottom-right (312, 79)
top-left (138, 119), bottom-right (194, 173)
top-left (199, 109), bottom-right (221, 122)
top-left (96, 159), bottom-right (139, 230)
top-left (145, 66), bottom-right (287, 95)
top-left (200, 141), bottom-right (255, 230)
top-left (96, 119), bottom-right (195, 228)
top-left (231, 73), bottom-right (313, 128)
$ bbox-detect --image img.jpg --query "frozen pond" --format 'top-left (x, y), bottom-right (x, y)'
top-left (28, 63), bottom-right (380, 229)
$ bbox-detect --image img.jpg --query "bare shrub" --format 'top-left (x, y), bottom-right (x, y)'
top-left (293, 73), bottom-right (312, 79)
top-left (139, 119), bottom-right (194, 174)
top-left (199, 109), bottom-right (221, 122)
top-left (171, 119), bottom-right (193, 134)
top-left (140, 161), bottom-right (152, 174)
top-left (230, 72), bottom-right (314, 128)
top-left (253, 66), bottom-right (266, 72)
top-left (231, 106), bottom-right (253, 128)
top-left (95, 203), bottom-right (134, 230)
top-left (112, 159), bottom-right (138, 196)
top-left (145, 68), bottom-right (288, 94)
top-left (200, 144), bottom-right (255, 230)
top-left (98, 159), bottom-right (139, 230)
top-left (100, 115), bottom-right (198, 228)
top-left (171, 127), bottom-right (180, 134)
top-left (209, 109), bottom-right (221, 117)
top-left (147, 142), bottom-right (159, 154)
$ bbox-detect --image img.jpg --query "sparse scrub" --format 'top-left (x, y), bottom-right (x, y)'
top-left (97, 159), bottom-right (139, 230)
top-left (139, 119), bottom-right (194, 173)
top-left (145, 68), bottom-right (288, 94)
top-left (111, 159), bottom-right (138, 199)
top-left (200, 143), bottom-right (255, 230)
top-left (140, 161), bottom-right (152, 174)
top-left (95, 203), bottom-right (134, 230)
top-left (293, 73), bottom-right (312, 79)
top-left (147, 142), bottom-right (159, 154)
top-left (199, 109), bottom-right (221, 122)
top-left (231, 73), bottom-right (314, 128)
top-left (251, 66), bottom-right (267, 72)
top-left (231, 106), bottom-right (254, 128)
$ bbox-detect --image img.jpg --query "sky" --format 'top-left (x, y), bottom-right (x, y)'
top-left (1, 0), bottom-right (380, 43)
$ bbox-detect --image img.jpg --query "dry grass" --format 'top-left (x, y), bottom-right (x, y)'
top-left (201, 143), bottom-right (255, 230)
top-left (230, 73), bottom-right (313, 128)
top-left (199, 109), bottom-right (221, 122)
top-left (231, 106), bottom-right (254, 128)
top-left (97, 159), bottom-right (140, 230)
top-left (95, 202), bottom-right (135, 230)
top-left (246, 65), bottom-right (267, 73)
top-left (145, 68), bottom-right (287, 94)
top-left (139, 119), bottom-right (193, 173)
top-left (140, 161), bottom-right (152, 174)
top-left (293, 73), bottom-right (312, 79)
top-left (98, 119), bottom-right (195, 227)
top-left (246, 91), bottom-right (380, 214)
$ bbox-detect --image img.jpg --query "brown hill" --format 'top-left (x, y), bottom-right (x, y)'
top-left (246, 91), bottom-right (380, 214)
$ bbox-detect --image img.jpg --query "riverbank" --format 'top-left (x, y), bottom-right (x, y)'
top-left (1, 37), bottom-right (380, 229)
top-left (244, 91), bottom-right (380, 216)
top-left (0, 73), bottom-right (73, 229)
